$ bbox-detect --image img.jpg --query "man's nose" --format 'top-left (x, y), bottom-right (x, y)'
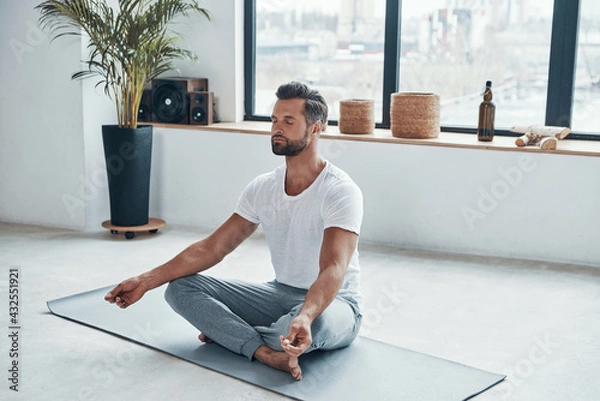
top-left (272, 122), bottom-right (283, 134)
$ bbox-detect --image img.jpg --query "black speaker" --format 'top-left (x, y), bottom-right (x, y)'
top-left (152, 78), bottom-right (209, 124)
top-left (189, 91), bottom-right (214, 125)
top-left (138, 89), bottom-right (153, 122)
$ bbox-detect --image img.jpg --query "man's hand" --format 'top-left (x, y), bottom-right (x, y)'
top-left (280, 314), bottom-right (313, 357)
top-left (104, 276), bottom-right (147, 309)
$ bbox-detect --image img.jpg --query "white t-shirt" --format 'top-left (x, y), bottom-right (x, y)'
top-left (235, 161), bottom-right (363, 304)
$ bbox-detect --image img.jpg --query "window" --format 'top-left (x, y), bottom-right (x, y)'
top-left (249, 0), bottom-right (386, 121)
top-left (572, 0), bottom-right (600, 133)
top-left (399, 0), bottom-right (553, 129)
top-left (245, 0), bottom-right (598, 138)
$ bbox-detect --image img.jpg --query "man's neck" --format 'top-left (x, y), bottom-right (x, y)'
top-left (284, 152), bottom-right (326, 196)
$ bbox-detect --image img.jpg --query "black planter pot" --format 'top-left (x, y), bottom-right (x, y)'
top-left (102, 125), bottom-right (153, 227)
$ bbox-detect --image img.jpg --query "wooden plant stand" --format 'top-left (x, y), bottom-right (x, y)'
top-left (102, 218), bottom-right (166, 240)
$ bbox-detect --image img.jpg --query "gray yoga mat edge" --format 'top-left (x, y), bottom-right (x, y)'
top-left (47, 285), bottom-right (506, 401)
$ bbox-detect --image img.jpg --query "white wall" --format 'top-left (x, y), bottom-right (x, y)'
top-left (174, 0), bottom-right (246, 122)
top-left (0, 0), bottom-right (243, 230)
top-left (149, 128), bottom-right (281, 229)
top-left (150, 128), bottom-right (600, 267)
top-left (1, 1), bottom-right (599, 267)
top-left (0, 0), bottom-right (85, 229)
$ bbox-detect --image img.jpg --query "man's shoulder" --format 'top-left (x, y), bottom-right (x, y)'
top-left (248, 164), bottom-right (283, 186)
top-left (324, 162), bottom-right (359, 188)
top-left (323, 162), bottom-right (362, 201)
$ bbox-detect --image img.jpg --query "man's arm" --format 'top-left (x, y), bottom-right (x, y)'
top-left (281, 226), bottom-right (358, 355)
top-left (105, 213), bottom-right (258, 308)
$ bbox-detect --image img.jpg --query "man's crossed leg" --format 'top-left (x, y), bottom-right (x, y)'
top-left (164, 274), bottom-right (361, 380)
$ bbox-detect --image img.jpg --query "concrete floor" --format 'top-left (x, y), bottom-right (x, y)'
top-left (1, 222), bottom-right (599, 401)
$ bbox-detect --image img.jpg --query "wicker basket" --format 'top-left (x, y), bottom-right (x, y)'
top-left (390, 92), bottom-right (440, 139)
top-left (338, 99), bottom-right (375, 135)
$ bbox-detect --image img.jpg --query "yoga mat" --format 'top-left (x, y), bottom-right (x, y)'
top-left (48, 285), bottom-right (505, 401)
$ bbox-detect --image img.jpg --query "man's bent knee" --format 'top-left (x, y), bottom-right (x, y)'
top-left (164, 274), bottom-right (217, 310)
top-left (309, 304), bottom-right (361, 351)
top-left (164, 276), bottom-right (191, 309)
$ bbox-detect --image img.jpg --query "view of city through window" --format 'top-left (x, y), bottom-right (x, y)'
top-left (255, 0), bottom-right (385, 120)
top-left (399, 0), bottom-right (554, 129)
top-left (255, 0), bottom-right (600, 134)
top-left (573, 0), bottom-right (600, 132)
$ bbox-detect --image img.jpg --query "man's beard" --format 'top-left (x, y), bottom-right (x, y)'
top-left (271, 128), bottom-right (310, 156)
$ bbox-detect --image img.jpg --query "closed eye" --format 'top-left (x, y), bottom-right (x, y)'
top-left (271, 116), bottom-right (296, 125)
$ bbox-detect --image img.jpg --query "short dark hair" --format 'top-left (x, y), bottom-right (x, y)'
top-left (275, 81), bottom-right (328, 127)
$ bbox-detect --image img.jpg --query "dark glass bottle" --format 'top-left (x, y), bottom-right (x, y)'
top-left (477, 81), bottom-right (495, 142)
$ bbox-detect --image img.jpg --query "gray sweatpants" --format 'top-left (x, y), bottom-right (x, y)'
top-left (164, 274), bottom-right (362, 360)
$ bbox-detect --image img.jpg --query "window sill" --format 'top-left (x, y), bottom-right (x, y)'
top-left (151, 121), bottom-right (600, 157)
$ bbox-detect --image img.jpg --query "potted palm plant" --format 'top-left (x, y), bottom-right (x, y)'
top-left (37, 0), bottom-right (209, 228)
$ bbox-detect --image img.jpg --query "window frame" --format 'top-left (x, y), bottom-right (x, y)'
top-left (244, 0), bottom-right (598, 140)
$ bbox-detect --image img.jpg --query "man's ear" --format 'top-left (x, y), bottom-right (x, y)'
top-left (312, 120), bottom-right (324, 135)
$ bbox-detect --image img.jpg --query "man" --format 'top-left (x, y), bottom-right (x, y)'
top-left (105, 81), bottom-right (363, 380)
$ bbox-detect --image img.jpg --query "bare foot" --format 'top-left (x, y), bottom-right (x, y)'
top-left (254, 345), bottom-right (302, 380)
top-left (198, 333), bottom-right (213, 343)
